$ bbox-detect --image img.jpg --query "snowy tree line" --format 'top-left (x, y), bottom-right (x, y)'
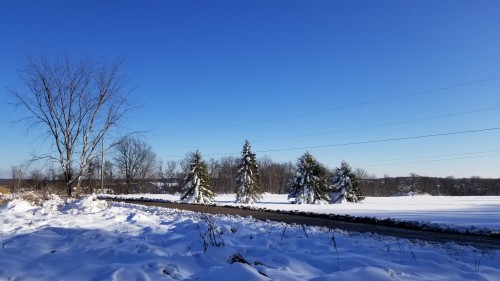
top-left (177, 143), bottom-right (362, 204)
top-left (6, 136), bottom-right (500, 199)
top-left (7, 140), bottom-right (363, 204)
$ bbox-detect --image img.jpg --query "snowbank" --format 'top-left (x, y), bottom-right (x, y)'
top-left (0, 197), bottom-right (499, 280)
top-left (0, 198), bottom-right (36, 212)
top-left (99, 193), bottom-right (500, 235)
top-left (59, 194), bottom-right (109, 214)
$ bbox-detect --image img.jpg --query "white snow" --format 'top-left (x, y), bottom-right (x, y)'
top-left (101, 193), bottom-right (500, 233)
top-left (1, 194), bottom-right (499, 280)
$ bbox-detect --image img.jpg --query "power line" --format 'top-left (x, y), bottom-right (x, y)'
top-left (168, 75), bottom-right (500, 135)
top-left (254, 127), bottom-right (500, 153)
top-left (164, 126), bottom-right (500, 158)
top-left (163, 105), bottom-right (500, 151)
top-left (352, 149), bottom-right (500, 165)
top-left (362, 152), bottom-right (500, 167)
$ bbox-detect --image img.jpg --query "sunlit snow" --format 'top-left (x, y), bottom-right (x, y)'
top-left (105, 193), bottom-right (500, 232)
top-left (0, 195), bottom-right (499, 280)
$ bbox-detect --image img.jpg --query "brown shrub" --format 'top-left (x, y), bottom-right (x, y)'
top-left (0, 186), bottom-right (11, 194)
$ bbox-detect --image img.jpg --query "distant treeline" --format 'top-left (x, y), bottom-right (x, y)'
top-left (359, 176), bottom-right (500, 196)
top-left (3, 173), bottom-right (500, 197)
top-left (4, 152), bottom-right (499, 197)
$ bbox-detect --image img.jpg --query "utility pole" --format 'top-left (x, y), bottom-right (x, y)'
top-left (101, 138), bottom-right (105, 191)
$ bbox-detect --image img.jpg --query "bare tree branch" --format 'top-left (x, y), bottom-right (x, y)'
top-left (113, 136), bottom-right (157, 193)
top-left (11, 55), bottom-right (133, 197)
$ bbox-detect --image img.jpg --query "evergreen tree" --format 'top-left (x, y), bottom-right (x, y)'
top-left (331, 161), bottom-right (364, 203)
top-left (235, 140), bottom-right (262, 204)
top-left (288, 152), bottom-right (330, 204)
top-left (180, 151), bottom-right (215, 204)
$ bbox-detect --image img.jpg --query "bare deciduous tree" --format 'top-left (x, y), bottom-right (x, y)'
top-left (11, 166), bottom-right (24, 192)
top-left (12, 55), bottom-right (132, 197)
top-left (85, 158), bottom-right (101, 193)
top-left (159, 160), bottom-right (178, 193)
top-left (113, 136), bottom-right (157, 193)
top-left (210, 156), bottom-right (238, 193)
top-left (258, 157), bottom-right (294, 194)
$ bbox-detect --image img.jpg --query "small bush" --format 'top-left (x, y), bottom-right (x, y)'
top-left (198, 215), bottom-right (225, 253)
top-left (0, 186), bottom-right (11, 194)
top-left (228, 252), bottom-right (249, 264)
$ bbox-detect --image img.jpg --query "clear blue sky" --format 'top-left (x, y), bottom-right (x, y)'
top-left (1, 0), bottom-right (500, 178)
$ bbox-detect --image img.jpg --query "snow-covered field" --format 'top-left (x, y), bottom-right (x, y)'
top-left (101, 193), bottom-right (500, 233)
top-left (0, 195), bottom-right (499, 280)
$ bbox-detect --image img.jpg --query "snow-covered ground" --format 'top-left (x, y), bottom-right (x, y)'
top-left (1, 195), bottom-right (499, 280)
top-left (100, 193), bottom-right (500, 233)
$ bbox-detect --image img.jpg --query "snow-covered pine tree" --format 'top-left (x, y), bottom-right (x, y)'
top-left (331, 161), bottom-right (364, 203)
top-left (180, 151), bottom-right (215, 204)
top-left (288, 152), bottom-right (330, 204)
top-left (235, 140), bottom-right (262, 204)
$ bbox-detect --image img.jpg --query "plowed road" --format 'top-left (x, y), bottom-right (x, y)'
top-left (106, 198), bottom-right (500, 250)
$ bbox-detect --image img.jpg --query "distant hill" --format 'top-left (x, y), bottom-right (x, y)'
top-left (0, 179), bottom-right (12, 186)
